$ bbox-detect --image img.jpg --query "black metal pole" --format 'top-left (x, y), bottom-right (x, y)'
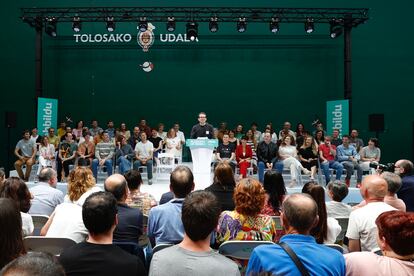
top-left (35, 18), bottom-right (43, 116)
top-left (344, 20), bottom-right (352, 134)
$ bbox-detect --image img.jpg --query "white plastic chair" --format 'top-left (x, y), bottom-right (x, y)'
top-left (335, 217), bottom-right (349, 243)
top-left (155, 153), bottom-right (175, 181)
top-left (219, 240), bottom-right (273, 260)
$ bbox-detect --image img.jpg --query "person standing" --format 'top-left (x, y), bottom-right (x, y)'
top-left (190, 112), bottom-right (214, 139)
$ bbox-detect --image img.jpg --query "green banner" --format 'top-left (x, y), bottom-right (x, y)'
top-left (37, 97), bottom-right (58, 136)
top-left (326, 99), bottom-right (349, 136)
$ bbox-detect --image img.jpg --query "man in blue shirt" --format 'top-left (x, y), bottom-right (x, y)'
top-left (336, 135), bottom-right (363, 187)
top-left (246, 193), bottom-right (345, 276)
top-left (148, 165), bottom-right (195, 245)
top-left (395, 159), bottom-right (414, 212)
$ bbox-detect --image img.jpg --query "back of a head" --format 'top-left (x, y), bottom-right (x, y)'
top-left (124, 170), bottom-right (143, 191)
top-left (38, 168), bottom-right (55, 183)
top-left (376, 211), bottom-right (414, 256)
top-left (282, 193), bottom-right (318, 234)
top-left (182, 191), bottom-right (221, 241)
top-left (82, 191), bottom-right (117, 235)
top-left (67, 167), bottom-right (96, 202)
top-left (104, 174), bottom-right (127, 201)
top-left (234, 178), bottom-right (265, 217)
top-left (214, 161), bottom-right (235, 188)
top-left (263, 171), bottom-right (286, 210)
top-left (0, 177), bottom-right (31, 213)
top-left (362, 175), bottom-right (388, 200)
top-left (0, 198), bottom-right (24, 269)
top-left (0, 252), bottom-right (65, 276)
top-left (327, 180), bottom-right (349, 202)
top-left (381, 172), bottom-right (402, 194)
top-left (170, 166), bottom-right (194, 198)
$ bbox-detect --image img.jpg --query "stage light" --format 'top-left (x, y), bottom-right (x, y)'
top-left (330, 20), bottom-right (343, 38)
top-left (45, 17), bottom-right (57, 37)
top-left (138, 17), bottom-right (148, 32)
top-left (166, 17), bottom-right (175, 32)
top-left (186, 22), bottom-right (198, 41)
top-left (270, 17), bottom-right (280, 33)
top-left (209, 17), bottom-right (218, 33)
top-left (305, 18), bottom-right (314, 33)
top-left (237, 17), bottom-right (247, 33)
top-left (106, 17), bottom-right (115, 32)
top-left (72, 16), bottom-right (81, 32)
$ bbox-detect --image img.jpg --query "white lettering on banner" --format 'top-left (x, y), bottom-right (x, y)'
top-left (332, 104), bottom-right (343, 133)
top-left (73, 33), bottom-right (132, 43)
top-left (42, 103), bottom-right (53, 135)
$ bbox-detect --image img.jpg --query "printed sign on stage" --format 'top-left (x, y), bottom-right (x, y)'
top-left (37, 97), bottom-right (58, 136)
top-left (326, 99), bottom-right (349, 136)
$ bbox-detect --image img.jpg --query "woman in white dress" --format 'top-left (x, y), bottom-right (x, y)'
top-left (37, 136), bottom-right (56, 175)
top-left (165, 128), bottom-right (182, 161)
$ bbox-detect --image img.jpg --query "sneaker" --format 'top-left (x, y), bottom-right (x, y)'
top-left (148, 179), bottom-right (153, 185)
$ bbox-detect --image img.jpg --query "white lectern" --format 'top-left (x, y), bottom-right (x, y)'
top-left (186, 138), bottom-right (218, 190)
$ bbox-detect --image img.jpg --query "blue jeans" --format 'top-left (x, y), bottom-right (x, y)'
top-left (342, 161), bottom-right (363, 183)
top-left (117, 156), bottom-right (132, 174)
top-left (92, 158), bottom-right (113, 180)
top-left (258, 160), bottom-right (284, 183)
top-left (133, 159), bottom-right (153, 180)
top-left (320, 160), bottom-right (344, 184)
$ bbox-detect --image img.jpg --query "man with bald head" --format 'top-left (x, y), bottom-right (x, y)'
top-left (247, 194), bottom-right (345, 276)
top-left (346, 175), bottom-right (396, 252)
top-left (395, 159), bottom-right (414, 211)
top-left (104, 174), bottom-right (143, 243)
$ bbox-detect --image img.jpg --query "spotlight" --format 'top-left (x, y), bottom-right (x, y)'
top-left (270, 17), bottom-right (280, 33)
top-left (304, 18), bottom-right (314, 33)
top-left (45, 17), bottom-right (57, 37)
top-left (72, 16), bottom-right (81, 32)
top-left (330, 20), bottom-right (343, 38)
top-left (166, 17), bottom-right (175, 32)
top-left (237, 17), bottom-right (247, 33)
top-left (186, 22), bottom-right (198, 41)
top-left (209, 17), bottom-right (218, 33)
top-left (138, 17), bottom-right (148, 32)
top-left (106, 17), bottom-right (115, 32)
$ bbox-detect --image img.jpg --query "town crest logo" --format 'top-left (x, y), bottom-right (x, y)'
top-left (137, 23), bottom-right (155, 52)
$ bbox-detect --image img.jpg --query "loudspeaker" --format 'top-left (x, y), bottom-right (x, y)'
top-left (369, 114), bottom-right (384, 132)
top-left (5, 111), bottom-right (17, 128)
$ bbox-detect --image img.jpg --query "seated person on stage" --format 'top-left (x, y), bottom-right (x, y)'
top-left (91, 131), bottom-right (115, 180)
top-left (326, 180), bottom-right (352, 218)
top-left (72, 120), bottom-right (84, 143)
top-left (319, 136), bottom-right (344, 185)
top-left (148, 166), bottom-right (194, 245)
top-left (251, 122), bottom-right (262, 143)
top-left (59, 191), bottom-right (146, 276)
top-left (133, 132), bottom-right (154, 185)
top-left (336, 135), bottom-right (363, 187)
top-left (56, 132), bottom-right (77, 182)
top-left (346, 175), bottom-right (396, 252)
top-left (148, 128), bottom-right (163, 159)
top-left (76, 131), bottom-right (95, 167)
top-left (350, 129), bottom-right (364, 152)
top-left (235, 135), bottom-right (253, 178)
top-left (149, 191), bottom-right (240, 276)
top-left (278, 121), bottom-right (296, 140)
top-left (246, 193), bottom-right (345, 276)
top-left (116, 122), bottom-right (131, 141)
top-left (331, 128), bottom-right (342, 147)
top-left (14, 130), bottom-right (36, 181)
top-left (124, 169), bottom-right (157, 216)
top-left (89, 119), bottom-right (103, 138)
top-left (37, 136), bottom-right (56, 175)
top-left (105, 120), bottom-right (116, 140)
top-left (57, 121), bottom-right (66, 138)
top-left (190, 112), bottom-right (214, 139)
top-left (29, 168), bottom-right (64, 216)
top-left (205, 161), bottom-right (236, 211)
top-left (214, 133), bottom-right (236, 171)
top-left (298, 136), bottom-right (319, 180)
top-left (46, 127), bottom-right (60, 149)
top-left (260, 126), bottom-right (278, 144)
top-left (114, 135), bottom-right (134, 174)
top-left (359, 138), bottom-right (381, 172)
top-left (256, 132), bottom-right (282, 183)
top-left (156, 123), bottom-right (167, 140)
top-left (344, 211), bottom-right (414, 276)
top-left (173, 123), bottom-right (186, 153)
top-left (165, 128), bottom-right (182, 162)
top-left (228, 129), bottom-right (239, 148)
top-left (128, 126), bottom-right (141, 149)
top-left (138, 118), bottom-right (152, 138)
top-left (104, 174), bottom-right (143, 243)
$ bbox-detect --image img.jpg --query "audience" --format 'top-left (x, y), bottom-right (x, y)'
top-left (116, 122), bottom-right (131, 141)
top-left (56, 132), bottom-right (78, 182)
top-left (256, 132), bottom-right (281, 183)
top-left (302, 182), bottom-right (341, 244)
top-left (76, 131), bottom-right (95, 166)
top-left (235, 135), bottom-right (253, 178)
top-left (59, 191), bottom-right (146, 275)
top-left (326, 180), bottom-right (352, 218)
top-left (149, 191), bottom-right (240, 276)
top-left (0, 177), bottom-right (33, 236)
top-left (331, 128), bottom-right (342, 147)
top-left (165, 128), bottom-right (182, 160)
top-left (14, 130), bottom-right (36, 181)
top-left (336, 135), bottom-right (363, 187)
top-left (37, 136), bottom-right (56, 175)
top-left (246, 193), bottom-right (345, 276)
top-left (128, 126), bottom-right (141, 149)
top-left (215, 133), bottom-right (237, 171)
top-left (0, 198), bottom-right (26, 269)
top-left (92, 131), bottom-right (115, 180)
top-left (350, 129), bottom-right (364, 152)
top-left (298, 136), bottom-right (319, 180)
top-left (359, 138), bottom-right (381, 172)
top-left (148, 166), bottom-right (194, 245)
top-left (1, 252), bottom-right (65, 276)
top-left (104, 174), bottom-right (143, 243)
top-left (319, 136), bottom-right (344, 185)
top-left (148, 129), bottom-right (163, 159)
top-left (395, 159), bottom-right (414, 212)
top-left (346, 175), bottom-right (396, 252)
top-left (0, 167), bottom-right (5, 189)
top-left (205, 161), bottom-right (236, 211)
top-left (345, 211), bottom-right (414, 275)
top-left (133, 132), bottom-right (154, 185)
top-left (125, 170), bottom-right (157, 216)
top-left (261, 170), bottom-right (286, 216)
top-left (28, 168), bottom-right (64, 216)
top-left (115, 135), bottom-right (135, 174)
top-left (46, 127), bottom-right (60, 149)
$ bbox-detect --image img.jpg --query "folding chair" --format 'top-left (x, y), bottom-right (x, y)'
top-left (155, 153), bottom-right (175, 181)
top-left (326, 243), bottom-right (344, 254)
top-left (152, 243), bottom-right (174, 254)
top-left (24, 236), bottom-right (76, 256)
top-left (218, 240), bottom-right (273, 260)
top-left (271, 216), bottom-right (284, 231)
top-left (31, 214), bottom-right (49, 236)
top-left (335, 217), bottom-right (349, 244)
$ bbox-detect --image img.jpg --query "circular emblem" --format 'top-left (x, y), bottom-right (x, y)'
top-left (137, 23), bottom-right (155, 52)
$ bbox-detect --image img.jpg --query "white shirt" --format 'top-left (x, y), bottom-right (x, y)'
top-left (279, 145), bottom-right (297, 158)
top-left (326, 201), bottom-right (353, 218)
top-left (325, 217), bottom-right (342, 244)
top-left (135, 141), bottom-right (154, 159)
top-left (346, 202), bottom-right (396, 251)
top-left (165, 137), bottom-right (182, 157)
top-left (21, 212), bottom-right (34, 237)
top-left (177, 130), bottom-right (185, 144)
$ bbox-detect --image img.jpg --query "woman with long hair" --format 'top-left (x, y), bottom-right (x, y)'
top-left (0, 198), bottom-right (26, 269)
top-left (302, 182), bottom-right (341, 244)
top-left (77, 131), bottom-right (95, 167)
top-left (116, 122), bottom-right (131, 141)
top-left (205, 161), bottom-right (236, 211)
top-left (314, 129), bottom-right (325, 145)
top-left (165, 128), bottom-right (182, 159)
top-left (359, 138), bottom-right (381, 172)
top-left (261, 171), bottom-right (287, 216)
top-left (72, 120), bottom-right (84, 142)
top-left (37, 136), bottom-right (55, 174)
top-left (298, 136), bottom-right (319, 180)
top-left (228, 129), bottom-right (239, 148)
